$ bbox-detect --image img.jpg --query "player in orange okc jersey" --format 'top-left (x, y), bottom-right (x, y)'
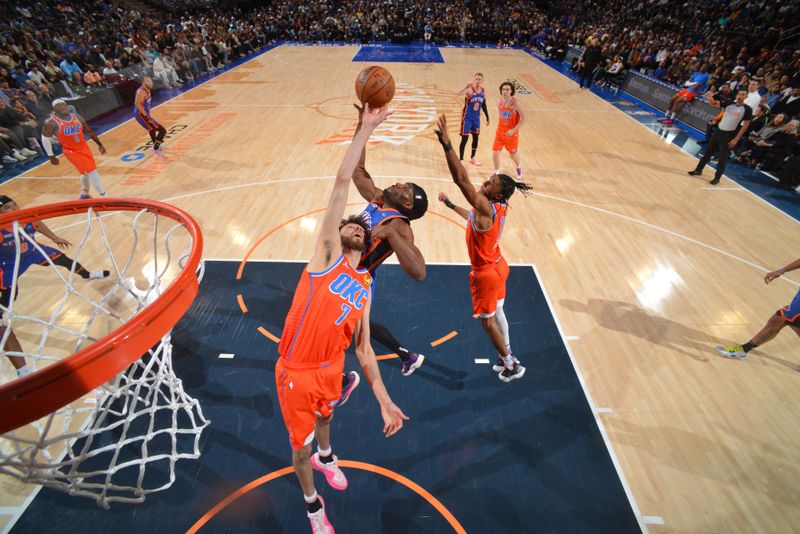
top-left (492, 82), bottom-right (526, 179)
top-left (40, 99), bottom-right (107, 199)
top-left (434, 114), bottom-right (532, 382)
top-left (276, 104), bottom-right (407, 533)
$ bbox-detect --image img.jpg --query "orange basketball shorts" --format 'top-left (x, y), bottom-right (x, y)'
top-left (469, 256), bottom-right (509, 318)
top-left (492, 130), bottom-right (519, 153)
top-left (676, 89), bottom-right (697, 102)
top-left (275, 357), bottom-right (344, 451)
top-left (63, 145), bottom-right (97, 174)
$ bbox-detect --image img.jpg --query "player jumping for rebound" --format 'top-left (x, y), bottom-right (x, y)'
top-left (275, 104), bottom-right (407, 533)
top-left (41, 99), bottom-right (108, 199)
top-left (134, 77), bottom-right (168, 154)
top-left (0, 195), bottom-right (110, 379)
top-left (457, 73), bottom-right (490, 166)
top-left (492, 82), bottom-right (526, 178)
top-left (335, 103), bottom-right (429, 406)
top-left (434, 114), bottom-right (532, 382)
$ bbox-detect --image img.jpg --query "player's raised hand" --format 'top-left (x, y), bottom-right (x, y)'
top-left (52, 235), bottom-right (72, 249)
top-left (353, 103), bottom-right (364, 125)
top-left (48, 156), bottom-right (59, 166)
top-left (434, 114), bottom-right (450, 145)
top-left (381, 401), bottom-right (409, 438)
top-left (361, 103), bottom-right (392, 128)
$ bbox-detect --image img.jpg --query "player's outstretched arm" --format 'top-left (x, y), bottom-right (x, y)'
top-left (33, 221), bottom-right (71, 249)
top-left (379, 221), bottom-right (425, 280)
top-left (308, 104), bottom-right (391, 272)
top-left (40, 120), bottom-right (60, 165)
top-left (765, 257), bottom-right (800, 284)
top-left (437, 192), bottom-right (470, 221)
top-left (351, 104), bottom-right (382, 202)
top-left (433, 114), bottom-right (492, 218)
top-left (456, 83), bottom-right (472, 96)
top-left (354, 296), bottom-right (408, 437)
top-left (78, 115), bottom-right (105, 154)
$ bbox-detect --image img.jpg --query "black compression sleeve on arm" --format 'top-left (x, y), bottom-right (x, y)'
top-left (482, 100), bottom-right (489, 120)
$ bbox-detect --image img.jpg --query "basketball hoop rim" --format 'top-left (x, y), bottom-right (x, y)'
top-left (0, 198), bottom-right (203, 435)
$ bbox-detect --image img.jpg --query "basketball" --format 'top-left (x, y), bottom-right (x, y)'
top-left (355, 66), bottom-right (395, 108)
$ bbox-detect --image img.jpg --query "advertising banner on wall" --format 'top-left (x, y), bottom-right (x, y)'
top-left (621, 71), bottom-right (718, 132)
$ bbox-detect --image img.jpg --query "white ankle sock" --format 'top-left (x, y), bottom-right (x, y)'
top-left (87, 170), bottom-right (106, 196)
top-left (304, 490), bottom-right (318, 503)
top-left (317, 446), bottom-right (331, 457)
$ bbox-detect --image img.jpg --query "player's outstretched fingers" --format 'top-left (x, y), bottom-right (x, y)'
top-left (383, 404), bottom-right (409, 437)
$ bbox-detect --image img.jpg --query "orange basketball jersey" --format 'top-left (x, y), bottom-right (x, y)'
top-left (466, 201), bottom-right (508, 267)
top-left (278, 255), bottom-right (372, 367)
top-left (50, 113), bottom-right (88, 151)
top-left (497, 97), bottom-right (520, 133)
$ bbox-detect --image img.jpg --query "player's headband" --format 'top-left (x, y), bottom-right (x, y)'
top-left (407, 183), bottom-right (428, 220)
top-left (52, 99), bottom-right (67, 107)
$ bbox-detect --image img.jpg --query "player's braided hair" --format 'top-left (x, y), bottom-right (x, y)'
top-left (497, 174), bottom-right (533, 202)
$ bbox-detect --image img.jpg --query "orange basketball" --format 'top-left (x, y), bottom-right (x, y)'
top-left (355, 66), bottom-right (395, 108)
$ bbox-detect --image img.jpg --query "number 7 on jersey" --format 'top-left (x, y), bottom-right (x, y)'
top-left (335, 303), bottom-right (352, 325)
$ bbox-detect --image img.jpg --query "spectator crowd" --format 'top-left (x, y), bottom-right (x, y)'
top-left (0, 0), bottom-right (797, 186)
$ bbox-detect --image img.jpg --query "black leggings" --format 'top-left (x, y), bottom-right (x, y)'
top-left (370, 321), bottom-right (412, 363)
top-left (52, 253), bottom-right (90, 277)
top-left (459, 133), bottom-right (479, 160)
top-left (149, 125), bottom-right (167, 146)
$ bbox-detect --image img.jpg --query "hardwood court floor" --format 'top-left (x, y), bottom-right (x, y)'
top-left (1, 45), bottom-right (799, 533)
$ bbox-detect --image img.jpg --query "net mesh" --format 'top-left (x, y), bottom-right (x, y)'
top-left (0, 204), bottom-right (208, 508)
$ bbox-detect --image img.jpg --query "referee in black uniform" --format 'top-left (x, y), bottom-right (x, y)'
top-left (688, 88), bottom-right (752, 185)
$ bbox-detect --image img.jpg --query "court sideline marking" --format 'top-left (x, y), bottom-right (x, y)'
top-left (532, 263), bottom-right (649, 532)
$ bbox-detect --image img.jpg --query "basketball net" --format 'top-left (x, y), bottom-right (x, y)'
top-left (0, 202), bottom-right (209, 508)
